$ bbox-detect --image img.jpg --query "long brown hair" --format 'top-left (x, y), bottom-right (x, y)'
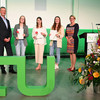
top-left (19, 15), bottom-right (26, 25)
top-left (52, 16), bottom-right (61, 32)
top-left (36, 17), bottom-right (43, 28)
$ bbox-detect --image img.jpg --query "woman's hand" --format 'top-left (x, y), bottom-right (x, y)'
top-left (41, 32), bottom-right (46, 37)
top-left (33, 36), bottom-right (37, 39)
top-left (16, 37), bottom-right (19, 40)
top-left (56, 34), bottom-right (60, 38)
top-left (67, 38), bottom-right (71, 44)
top-left (69, 37), bottom-right (73, 41)
top-left (23, 34), bottom-right (25, 37)
top-left (49, 34), bottom-right (51, 37)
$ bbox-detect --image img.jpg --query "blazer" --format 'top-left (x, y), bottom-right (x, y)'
top-left (50, 26), bottom-right (64, 48)
top-left (13, 24), bottom-right (29, 46)
top-left (0, 16), bottom-right (12, 42)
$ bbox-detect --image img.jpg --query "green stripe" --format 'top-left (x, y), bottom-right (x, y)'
top-left (11, 28), bottom-right (98, 55)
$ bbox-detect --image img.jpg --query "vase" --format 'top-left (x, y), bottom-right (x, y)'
top-left (93, 83), bottom-right (100, 93)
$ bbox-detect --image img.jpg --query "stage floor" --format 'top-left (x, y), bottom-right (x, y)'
top-left (0, 57), bottom-right (100, 100)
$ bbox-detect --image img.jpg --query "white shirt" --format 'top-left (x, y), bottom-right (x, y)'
top-left (32, 27), bottom-right (47, 45)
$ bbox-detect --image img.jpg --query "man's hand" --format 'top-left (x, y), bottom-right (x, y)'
top-left (8, 37), bottom-right (10, 41)
top-left (4, 38), bottom-right (10, 42)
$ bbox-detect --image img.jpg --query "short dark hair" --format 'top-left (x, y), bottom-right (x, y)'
top-left (0, 7), bottom-right (6, 11)
top-left (69, 15), bottom-right (76, 20)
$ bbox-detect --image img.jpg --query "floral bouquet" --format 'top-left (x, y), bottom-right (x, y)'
top-left (73, 45), bottom-right (100, 93)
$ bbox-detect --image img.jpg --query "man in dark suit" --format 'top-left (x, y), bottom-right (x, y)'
top-left (0, 7), bottom-right (16, 74)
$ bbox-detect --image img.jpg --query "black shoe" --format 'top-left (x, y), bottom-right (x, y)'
top-left (1, 70), bottom-right (7, 74)
top-left (9, 70), bottom-right (17, 74)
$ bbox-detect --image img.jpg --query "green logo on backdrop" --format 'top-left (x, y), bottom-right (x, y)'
top-left (0, 56), bottom-right (55, 96)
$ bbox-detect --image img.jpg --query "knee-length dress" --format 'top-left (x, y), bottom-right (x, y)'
top-left (65, 23), bottom-right (79, 54)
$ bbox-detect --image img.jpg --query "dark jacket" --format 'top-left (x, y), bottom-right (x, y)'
top-left (0, 16), bottom-right (12, 42)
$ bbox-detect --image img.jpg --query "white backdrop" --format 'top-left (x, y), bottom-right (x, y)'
top-left (0, 0), bottom-right (100, 29)
top-left (7, 0), bottom-right (72, 28)
top-left (78, 0), bottom-right (100, 29)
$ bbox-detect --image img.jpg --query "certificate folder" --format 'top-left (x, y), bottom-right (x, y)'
top-left (50, 30), bottom-right (57, 40)
top-left (17, 29), bottom-right (24, 39)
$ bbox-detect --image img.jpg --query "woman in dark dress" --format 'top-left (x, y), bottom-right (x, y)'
top-left (65, 15), bottom-right (79, 71)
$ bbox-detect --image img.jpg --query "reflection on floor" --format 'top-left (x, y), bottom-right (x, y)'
top-left (0, 57), bottom-right (100, 100)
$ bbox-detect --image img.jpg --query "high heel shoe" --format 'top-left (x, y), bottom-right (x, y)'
top-left (69, 68), bottom-right (75, 71)
top-left (67, 68), bottom-right (71, 71)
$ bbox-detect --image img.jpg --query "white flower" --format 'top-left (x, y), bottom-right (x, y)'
top-left (82, 71), bottom-right (84, 75)
top-left (93, 61), bottom-right (96, 63)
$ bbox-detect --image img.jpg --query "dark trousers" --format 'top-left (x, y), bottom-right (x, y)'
top-left (0, 41), bottom-right (13, 70)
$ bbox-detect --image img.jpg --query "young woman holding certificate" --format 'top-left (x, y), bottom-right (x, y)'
top-left (32, 17), bottom-right (47, 70)
top-left (65, 15), bottom-right (79, 71)
top-left (13, 15), bottom-right (29, 56)
top-left (49, 16), bottom-right (64, 69)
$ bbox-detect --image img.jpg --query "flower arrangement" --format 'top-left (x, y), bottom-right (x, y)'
top-left (73, 45), bottom-right (100, 93)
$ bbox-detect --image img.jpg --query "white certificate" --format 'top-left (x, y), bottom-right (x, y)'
top-left (17, 29), bottom-right (24, 39)
top-left (35, 29), bottom-right (44, 39)
top-left (50, 30), bottom-right (57, 40)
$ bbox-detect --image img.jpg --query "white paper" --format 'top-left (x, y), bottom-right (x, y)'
top-left (35, 29), bottom-right (44, 39)
top-left (17, 29), bottom-right (24, 39)
top-left (50, 30), bottom-right (57, 40)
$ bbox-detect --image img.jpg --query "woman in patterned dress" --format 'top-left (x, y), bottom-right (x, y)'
top-left (65, 15), bottom-right (79, 71)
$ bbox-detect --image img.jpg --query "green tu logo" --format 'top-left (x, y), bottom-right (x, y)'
top-left (0, 56), bottom-right (55, 96)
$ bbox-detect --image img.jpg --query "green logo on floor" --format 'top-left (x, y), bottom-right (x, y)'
top-left (0, 56), bottom-right (55, 96)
